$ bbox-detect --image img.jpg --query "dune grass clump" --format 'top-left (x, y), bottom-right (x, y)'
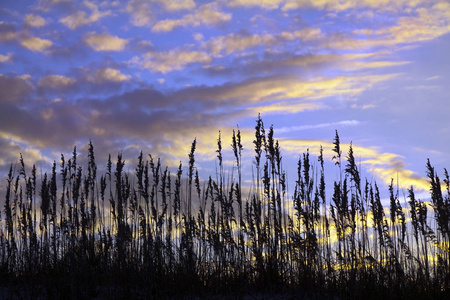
top-left (0, 116), bottom-right (449, 299)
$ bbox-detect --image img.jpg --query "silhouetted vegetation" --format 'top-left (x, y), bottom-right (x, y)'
top-left (0, 116), bottom-right (449, 299)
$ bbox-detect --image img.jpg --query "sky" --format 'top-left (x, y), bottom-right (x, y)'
top-left (0, 0), bottom-right (449, 202)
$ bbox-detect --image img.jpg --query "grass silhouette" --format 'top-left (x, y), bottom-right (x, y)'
top-left (0, 116), bottom-right (449, 299)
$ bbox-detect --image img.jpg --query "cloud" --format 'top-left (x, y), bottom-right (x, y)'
top-left (277, 120), bottom-right (361, 134)
top-left (247, 101), bottom-right (324, 115)
top-left (20, 37), bottom-right (53, 52)
top-left (193, 33), bottom-right (204, 41)
top-left (0, 69), bottom-right (431, 193)
top-left (0, 89), bottom-right (221, 168)
top-left (0, 22), bottom-right (17, 41)
top-left (0, 74), bottom-right (33, 104)
top-left (24, 14), bottom-right (47, 27)
top-left (126, 0), bottom-right (196, 28)
top-left (152, 3), bottom-right (231, 32)
top-left (129, 27), bottom-right (323, 75)
top-left (227, 0), bottom-right (450, 59)
top-left (59, 0), bottom-right (112, 29)
top-left (425, 75), bottom-right (440, 81)
top-left (156, 0), bottom-right (196, 11)
top-left (0, 138), bottom-right (51, 171)
top-left (205, 32), bottom-right (277, 56)
top-left (84, 33), bottom-right (128, 51)
top-left (228, 0), bottom-right (283, 10)
top-left (127, 0), bottom-right (154, 27)
top-left (279, 28), bottom-right (324, 41)
top-left (178, 73), bottom-right (398, 107)
top-left (200, 52), bottom-right (338, 78)
top-left (322, 3), bottom-right (450, 51)
top-left (0, 62), bottom-right (402, 173)
top-left (228, 0), bottom-right (429, 12)
top-left (126, 0), bottom-right (196, 27)
top-left (0, 74), bottom-right (243, 169)
top-left (0, 99), bottom-right (84, 150)
top-left (134, 71), bottom-right (397, 120)
top-left (339, 60), bottom-right (411, 71)
top-left (381, 3), bottom-right (450, 44)
top-left (131, 27), bottom-right (323, 76)
top-left (134, 40), bottom-right (155, 52)
top-left (404, 85), bottom-right (440, 91)
top-left (38, 74), bottom-right (76, 89)
top-left (204, 28), bottom-right (322, 56)
top-left (130, 48), bottom-right (212, 73)
top-left (1, 21), bottom-right (52, 52)
top-left (281, 0), bottom-right (358, 11)
top-left (0, 0), bottom-right (447, 208)
top-left (0, 53), bottom-right (12, 63)
top-left (47, 0), bottom-right (71, 4)
top-left (88, 68), bottom-right (130, 83)
top-left (362, 104), bottom-right (375, 109)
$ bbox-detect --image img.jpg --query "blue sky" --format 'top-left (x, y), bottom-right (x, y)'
top-left (0, 0), bottom-right (449, 199)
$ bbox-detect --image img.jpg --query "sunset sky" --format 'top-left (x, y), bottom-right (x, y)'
top-left (1, 0), bottom-right (449, 200)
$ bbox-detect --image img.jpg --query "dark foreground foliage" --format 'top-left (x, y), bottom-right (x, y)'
top-left (0, 117), bottom-right (449, 299)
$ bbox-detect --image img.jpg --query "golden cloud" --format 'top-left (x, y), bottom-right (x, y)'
top-left (90, 68), bottom-right (130, 83)
top-left (228, 0), bottom-right (283, 10)
top-left (204, 73), bottom-right (399, 104)
top-left (247, 101), bottom-right (325, 115)
top-left (21, 37), bottom-right (52, 52)
top-left (157, 0), bottom-right (196, 11)
top-left (205, 28), bottom-right (322, 56)
top-left (85, 33), bottom-right (128, 51)
top-left (152, 3), bottom-right (231, 32)
top-left (378, 3), bottom-right (450, 44)
top-left (324, 2), bottom-right (450, 50)
top-left (226, 0), bottom-right (447, 53)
